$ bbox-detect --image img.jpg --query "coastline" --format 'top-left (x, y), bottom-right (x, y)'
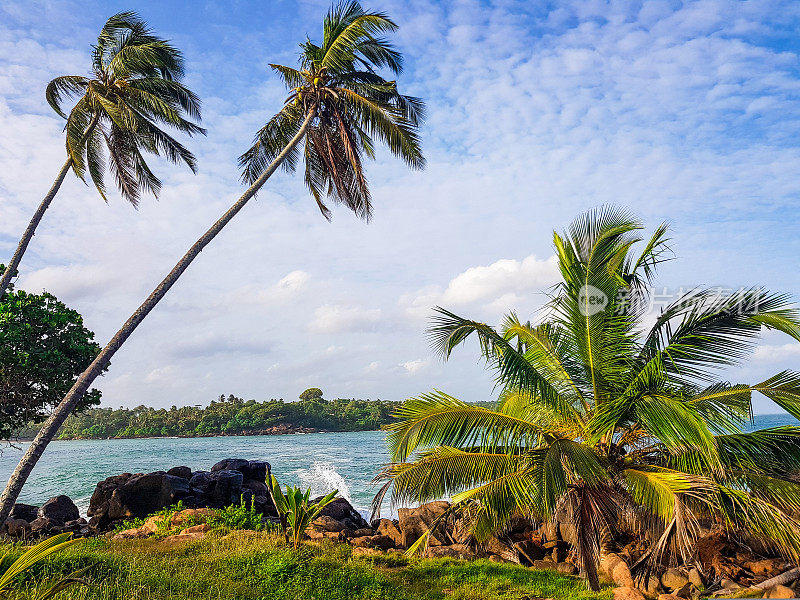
top-left (14, 424), bottom-right (386, 443)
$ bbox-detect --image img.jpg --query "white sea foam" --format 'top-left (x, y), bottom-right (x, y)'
top-left (296, 461), bottom-right (352, 503)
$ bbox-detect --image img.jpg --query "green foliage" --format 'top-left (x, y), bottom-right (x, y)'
top-left (299, 388), bottom-right (324, 401)
top-left (0, 533), bottom-right (89, 600)
top-left (0, 288), bottom-right (103, 441)
top-left (31, 394), bottom-right (401, 440)
top-left (209, 496), bottom-right (271, 532)
top-left (46, 11), bottom-right (204, 204)
top-left (0, 534), bottom-right (608, 600)
top-left (239, 0), bottom-right (425, 221)
top-left (379, 207), bottom-right (800, 590)
top-left (111, 517), bottom-right (145, 534)
top-left (269, 476), bottom-right (337, 549)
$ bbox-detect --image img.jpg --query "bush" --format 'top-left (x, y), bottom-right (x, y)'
top-left (209, 496), bottom-right (272, 532)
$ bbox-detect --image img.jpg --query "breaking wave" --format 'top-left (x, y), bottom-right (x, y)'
top-left (296, 461), bottom-right (352, 504)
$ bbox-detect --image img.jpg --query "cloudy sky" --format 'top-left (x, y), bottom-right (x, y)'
top-left (2, 0), bottom-right (800, 413)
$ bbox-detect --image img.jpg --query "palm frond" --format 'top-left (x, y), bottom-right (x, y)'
top-left (386, 391), bottom-right (549, 462)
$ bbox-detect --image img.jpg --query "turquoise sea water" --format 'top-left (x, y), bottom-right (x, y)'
top-left (1, 414), bottom-right (797, 517)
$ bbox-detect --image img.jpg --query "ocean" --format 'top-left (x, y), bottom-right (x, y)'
top-left (0, 413), bottom-right (797, 517)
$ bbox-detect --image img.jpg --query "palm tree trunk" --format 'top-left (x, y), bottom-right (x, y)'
top-left (0, 108), bottom-right (316, 525)
top-left (0, 158), bottom-right (72, 298)
top-left (0, 113), bottom-right (101, 299)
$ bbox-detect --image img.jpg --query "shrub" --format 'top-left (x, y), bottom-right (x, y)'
top-left (209, 496), bottom-right (271, 532)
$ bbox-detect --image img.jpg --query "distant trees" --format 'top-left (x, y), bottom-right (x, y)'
top-left (299, 388), bottom-right (324, 401)
top-left (0, 275), bottom-right (103, 441)
top-left (24, 394), bottom-right (401, 440)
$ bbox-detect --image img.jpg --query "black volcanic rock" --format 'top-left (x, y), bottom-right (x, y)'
top-left (211, 458), bottom-right (270, 482)
top-left (10, 503), bottom-right (38, 523)
top-left (86, 458), bottom-right (277, 532)
top-left (314, 496), bottom-right (369, 530)
top-left (167, 466), bottom-right (192, 479)
top-left (38, 495), bottom-right (79, 525)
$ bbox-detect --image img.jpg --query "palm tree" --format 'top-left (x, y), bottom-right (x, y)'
top-left (376, 207), bottom-right (800, 590)
top-left (0, 1), bottom-right (424, 525)
top-left (0, 11), bottom-right (205, 298)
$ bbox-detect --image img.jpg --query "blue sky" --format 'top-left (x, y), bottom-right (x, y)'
top-left (2, 0), bottom-right (800, 412)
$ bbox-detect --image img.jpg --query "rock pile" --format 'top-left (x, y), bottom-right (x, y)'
top-left (0, 496), bottom-right (87, 539)
top-left (87, 458), bottom-right (276, 531)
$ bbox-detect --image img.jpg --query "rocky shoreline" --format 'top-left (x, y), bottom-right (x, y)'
top-left (3, 458), bottom-right (799, 600)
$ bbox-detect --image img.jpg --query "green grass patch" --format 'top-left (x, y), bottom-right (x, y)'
top-left (1, 533), bottom-right (612, 600)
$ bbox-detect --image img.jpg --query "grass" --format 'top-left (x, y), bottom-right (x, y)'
top-left (1, 532), bottom-right (613, 600)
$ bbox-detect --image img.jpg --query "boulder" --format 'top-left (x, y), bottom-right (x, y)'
top-left (29, 516), bottom-right (57, 534)
top-left (601, 553), bottom-right (634, 588)
top-left (352, 547), bottom-right (383, 557)
top-left (483, 535), bottom-right (520, 564)
top-left (167, 466), bottom-right (192, 479)
top-left (170, 508), bottom-right (216, 528)
top-left (398, 501), bottom-right (450, 547)
top-left (161, 531), bottom-right (205, 544)
top-left (375, 519), bottom-right (404, 548)
top-left (747, 559), bottom-right (786, 578)
top-left (315, 496), bottom-right (369, 530)
top-left (38, 495), bottom-right (79, 525)
top-left (211, 458), bottom-right (249, 474)
top-left (252, 495), bottom-right (278, 517)
top-left (3, 518), bottom-right (30, 537)
top-left (243, 480), bottom-right (269, 496)
top-left (88, 472), bottom-right (189, 527)
top-left (180, 524), bottom-right (211, 535)
top-left (763, 585), bottom-right (795, 599)
top-left (113, 527), bottom-right (149, 539)
top-left (661, 568), bottom-right (689, 591)
top-left (719, 578), bottom-right (742, 593)
top-left (10, 503), bottom-right (38, 522)
top-left (350, 534), bottom-right (395, 550)
top-left (211, 459), bottom-right (269, 482)
top-left (189, 470), bottom-right (243, 507)
top-left (687, 568), bottom-right (704, 588)
top-left (613, 587), bottom-right (646, 600)
top-left (313, 515), bottom-right (345, 532)
top-left (348, 528), bottom-right (374, 538)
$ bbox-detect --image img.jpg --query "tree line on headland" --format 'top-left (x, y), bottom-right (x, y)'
top-left (17, 391), bottom-right (405, 440)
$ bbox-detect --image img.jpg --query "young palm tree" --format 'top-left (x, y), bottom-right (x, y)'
top-left (376, 207), bottom-right (800, 590)
top-left (0, 1), bottom-right (424, 525)
top-left (0, 11), bottom-right (205, 299)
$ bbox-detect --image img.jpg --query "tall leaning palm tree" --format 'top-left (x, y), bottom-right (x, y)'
top-left (376, 207), bottom-right (800, 590)
top-left (0, 11), bottom-right (205, 298)
top-left (0, 1), bottom-right (424, 524)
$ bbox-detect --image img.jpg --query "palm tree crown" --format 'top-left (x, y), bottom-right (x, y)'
top-left (377, 207), bottom-right (800, 590)
top-left (239, 0), bottom-right (425, 220)
top-left (46, 11), bottom-right (205, 205)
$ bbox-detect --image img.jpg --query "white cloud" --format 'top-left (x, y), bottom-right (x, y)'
top-left (308, 304), bottom-right (382, 334)
top-left (400, 358), bottom-right (431, 375)
top-left (400, 254), bottom-right (559, 322)
top-left (19, 264), bottom-right (122, 300)
top-left (753, 343), bottom-right (800, 362)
